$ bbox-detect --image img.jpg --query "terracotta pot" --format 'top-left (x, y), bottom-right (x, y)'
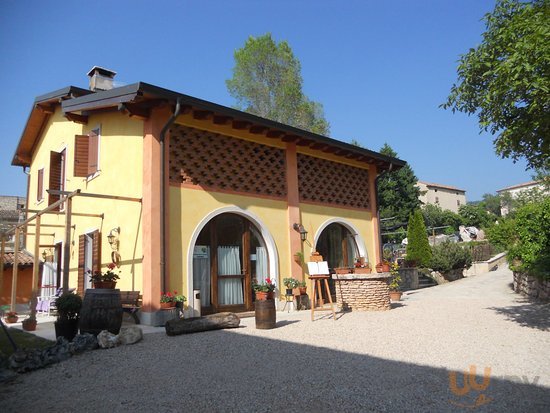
top-left (94, 281), bottom-right (117, 289)
top-left (255, 291), bottom-right (268, 301)
top-left (299, 287), bottom-right (307, 295)
top-left (389, 291), bottom-right (402, 301)
top-left (354, 267), bottom-right (372, 274)
top-left (5, 315), bottom-right (18, 324)
top-left (335, 267), bottom-right (352, 274)
top-left (22, 319), bottom-right (37, 331)
top-left (382, 263), bottom-right (391, 273)
top-left (160, 302), bottom-right (176, 309)
top-left (375, 263), bottom-right (383, 273)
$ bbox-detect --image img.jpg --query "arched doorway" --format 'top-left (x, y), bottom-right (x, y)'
top-left (315, 222), bottom-right (361, 301)
top-left (192, 213), bottom-right (270, 314)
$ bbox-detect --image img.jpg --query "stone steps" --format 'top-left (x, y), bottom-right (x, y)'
top-left (417, 275), bottom-right (437, 289)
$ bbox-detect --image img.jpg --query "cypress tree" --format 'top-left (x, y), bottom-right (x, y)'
top-left (406, 209), bottom-right (432, 267)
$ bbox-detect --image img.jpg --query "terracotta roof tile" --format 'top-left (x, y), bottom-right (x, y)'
top-left (2, 250), bottom-right (36, 268)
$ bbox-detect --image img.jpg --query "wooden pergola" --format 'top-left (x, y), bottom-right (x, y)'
top-left (0, 189), bottom-right (141, 317)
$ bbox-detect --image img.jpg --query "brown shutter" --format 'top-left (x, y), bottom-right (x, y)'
top-left (37, 169), bottom-right (44, 201)
top-left (74, 135), bottom-right (90, 177)
top-left (49, 151), bottom-right (62, 208)
top-left (88, 131), bottom-right (99, 175)
top-left (77, 234), bottom-right (85, 296)
top-left (92, 230), bottom-right (101, 275)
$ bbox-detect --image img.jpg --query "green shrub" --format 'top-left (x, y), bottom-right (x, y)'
top-left (406, 209), bottom-right (432, 267)
top-left (505, 198), bottom-right (550, 280)
top-left (430, 241), bottom-right (472, 273)
top-left (486, 218), bottom-right (516, 251)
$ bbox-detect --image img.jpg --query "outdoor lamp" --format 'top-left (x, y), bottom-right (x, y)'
top-left (108, 227), bottom-right (120, 250)
top-left (293, 223), bottom-right (308, 242)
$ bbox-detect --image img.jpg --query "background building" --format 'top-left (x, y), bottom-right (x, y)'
top-left (417, 181), bottom-right (466, 213)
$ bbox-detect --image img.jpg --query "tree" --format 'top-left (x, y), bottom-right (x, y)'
top-left (422, 204), bottom-right (464, 232)
top-left (377, 143), bottom-right (421, 224)
top-left (458, 204), bottom-right (494, 229)
top-left (442, 0), bottom-right (550, 170)
top-left (406, 209), bottom-right (432, 267)
top-left (226, 33), bottom-right (330, 135)
top-left (480, 193), bottom-right (503, 216)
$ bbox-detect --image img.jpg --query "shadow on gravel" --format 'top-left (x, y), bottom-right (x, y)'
top-left (390, 302), bottom-right (406, 309)
top-left (488, 299), bottom-right (550, 331)
top-left (2, 325), bottom-right (548, 412)
top-left (275, 320), bottom-right (300, 327)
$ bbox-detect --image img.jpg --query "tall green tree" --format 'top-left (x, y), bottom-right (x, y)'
top-left (377, 143), bottom-right (421, 224)
top-left (442, 0), bottom-right (550, 170)
top-left (406, 209), bottom-right (432, 267)
top-left (226, 33), bottom-right (330, 135)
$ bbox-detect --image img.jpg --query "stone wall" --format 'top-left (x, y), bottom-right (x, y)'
top-left (429, 268), bottom-right (464, 285)
top-left (332, 274), bottom-right (391, 311)
top-left (513, 272), bottom-right (550, 301)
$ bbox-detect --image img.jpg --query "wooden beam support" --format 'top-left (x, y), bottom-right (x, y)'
top-left (232, 120), bottom-right (252, 130)
top-left (249, 125), bottom-right (268, 134)
top-left (63, 197), bottom-right (72, 293)
top-left (64, 112), bottom-right (89, 124)
top-left (296, 139), bottom-right (314, 146)
top-left (10, 228), bottom-right (20, 311)
top-left (281, 134), bottom-right (299, 143)
top-left (30, 215), bottom-right (40, 318)
top-left (266, 130), bottom-right (285, 138)
top-left (23, 209), bottom-right (104, 218)
top-left (310, 143), bottom-right (328, 150)
top-left (0, 235), bottom-right (5, 302)
top-left (47, 189), bottom-right (142, 203)
top-left (118, 103), bottom-right (150, 120)
top-left (26, 223), bottom-right (71, 228)
top-left (322, 146), bottom-right (339, 154)
top-left (192, 110), bottom-right (213, 120)
top-left (36, 103), bottom-right (55, 114)
top-left (213, 115), bottom-right (232, 125)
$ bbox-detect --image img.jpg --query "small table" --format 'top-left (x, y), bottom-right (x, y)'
top-left (310, 275), bottom-right (336, 321)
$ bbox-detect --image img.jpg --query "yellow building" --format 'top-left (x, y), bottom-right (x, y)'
top-left (11, 67), bottom-right (405, 325)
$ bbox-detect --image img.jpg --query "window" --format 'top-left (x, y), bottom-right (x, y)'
top-left (48, 149), bottom-right (66, 209)
top-left (36, 168), bottom-right (44, 202)
top-left (457, 200), bottom-right (461, 206)
top-left (74, 129), bottom-right (99, 178)
top-left (435, 196), bottom-right (439, 204)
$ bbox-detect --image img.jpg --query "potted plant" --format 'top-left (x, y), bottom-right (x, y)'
top-left (160, 291), bottom-right (186, 309)
top-left (89, 263), bottom-right (120, 288)
top-left (54, 292), bottom-right (82, 341)
top-left (334, 267), bottom-right (353, 274)
top-left (388, 262), bottom-right (403, 301)
top-left (283, 277), bottom-right (299, 296)
top-left (354, 263), bottom-right (372, 274)
top-left (253, 277), bottom-right (276, 300)
top-left (4, 311), bottom-right (18, 324)
top-left (298, 280), bottom-right (307, 295)
top-left (293, 251), bottom-right (304, 264)
top-left (22, 315), bottom-right (37, 331)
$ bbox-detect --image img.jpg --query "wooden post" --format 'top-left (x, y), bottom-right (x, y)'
top-left (30, 215), bottom-right (41, 318)
top-left (0, 234), bottom-right (5, 297)
top-left (10, 228), bottom-right (20, 312)
top-left (62, 197), bottom-right (72, 293)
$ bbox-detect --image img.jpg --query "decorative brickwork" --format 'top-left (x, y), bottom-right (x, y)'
top-left (169, 125), bottom-right (287, 198)
top-left (332, 274), bottom-right (391, 311)
top-left (297, 154), bottom-right (370, 209)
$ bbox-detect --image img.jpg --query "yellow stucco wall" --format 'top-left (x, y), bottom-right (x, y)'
top-left (26, 107), bottom-right (144, 292)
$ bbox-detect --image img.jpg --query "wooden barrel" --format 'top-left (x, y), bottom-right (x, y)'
top-left (79, 289), bottom-right (123, 336)
top-left (255, 299), bottom-right (276, 329)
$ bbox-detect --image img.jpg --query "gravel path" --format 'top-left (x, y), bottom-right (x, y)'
top-left (1, 265), bottom-right (549, 412)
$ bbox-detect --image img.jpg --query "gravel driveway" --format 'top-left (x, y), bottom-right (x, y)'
top-left (1, 265), bottom-right (549, 412)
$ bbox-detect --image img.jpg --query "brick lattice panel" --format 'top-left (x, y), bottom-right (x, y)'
top-left (297, 154), bottom-right (370, 209)
top-left (169, 125), bottom-right (287, 198)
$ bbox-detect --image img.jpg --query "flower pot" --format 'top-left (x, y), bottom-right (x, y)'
top-left (5, 315), bottom-right (18, 324)
top-left (22, 319), bottom-right (37, 331)
top-left (160, 302), bottom-right (176, 309)
top-left (299, 287), bottom-right (307, 295)
top-left (335, 267), bottom-right (352, 274)
top-left (382, 263), bottom-right (391, 272)
top-left (285, 288), bottom-right (293, 296)
top-left (255, 291), bottom-right (268, 301)
top-left (55, 318), bottom-right (79, 341)
top-left (389, 291), bottom-right (402, 301)
top-left (354, 267), bottom-right (372, 274)
top-left (94, 281), bottom-right (117, 289)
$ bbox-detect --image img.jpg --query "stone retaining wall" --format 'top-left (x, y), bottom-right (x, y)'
top-left (399, 267), bottom-right (418, 290)
top-left (513, 272), bottom-right (550, 301)
top-left (332, 274), bottom-right (391, 311)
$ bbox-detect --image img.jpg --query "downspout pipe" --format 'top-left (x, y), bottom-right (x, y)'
top-left (159, 98), bottom-right (182, 293)
top-left (374, 163), bottom-right (394, 261)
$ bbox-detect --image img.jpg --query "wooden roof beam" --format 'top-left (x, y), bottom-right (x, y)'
top-left (296, 138), bottom-right (314, 146)
top-left (249, 125), bottom-right (268, 134)
top-left (232, 120), bottom-right (252, 130)
top-left (35, 103), bottom-right (55, 114)
top-left (64, 112), bottom-right (88, 125)
top-left (213, 115), bottom-right (232, 125)
top-left (118, 103), bottom-right (150, 120)
top-left (266, 130), bottom-right (285, 139)
top-left (322, 146), bottom-right (339, 154)
top-left (281, 134), bottom-right (299, 143)
top-left (193, 110), bottom-right (213, 120)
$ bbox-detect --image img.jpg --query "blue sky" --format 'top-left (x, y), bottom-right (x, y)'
top-left (0, 0), bottom-right (534, 201)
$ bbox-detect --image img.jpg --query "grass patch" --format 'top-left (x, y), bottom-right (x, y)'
top-left (0, 327), bottom-right (55, 356)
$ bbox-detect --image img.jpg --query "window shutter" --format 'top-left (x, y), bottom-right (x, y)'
top-left (49, 151), bottom-right (62, 208)
top-left (37, 169), bottom-right (44, 201)
top-left (77, 234), bottom-right (85, 296)
top-left (74, 135), bottom-right (90, 177)
top-left (92, 230), bottom-right (101, 276)
top-left (88, 131), bottom-right (99, 175)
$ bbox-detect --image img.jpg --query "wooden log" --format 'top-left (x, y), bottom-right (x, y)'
top-left (165, 312), bottom-right (240, 336)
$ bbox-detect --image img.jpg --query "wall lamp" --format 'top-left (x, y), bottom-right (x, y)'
top-left (107, 227), bottom-right (120, 251)
top-left (293, 223), bottom-right (308, 242)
